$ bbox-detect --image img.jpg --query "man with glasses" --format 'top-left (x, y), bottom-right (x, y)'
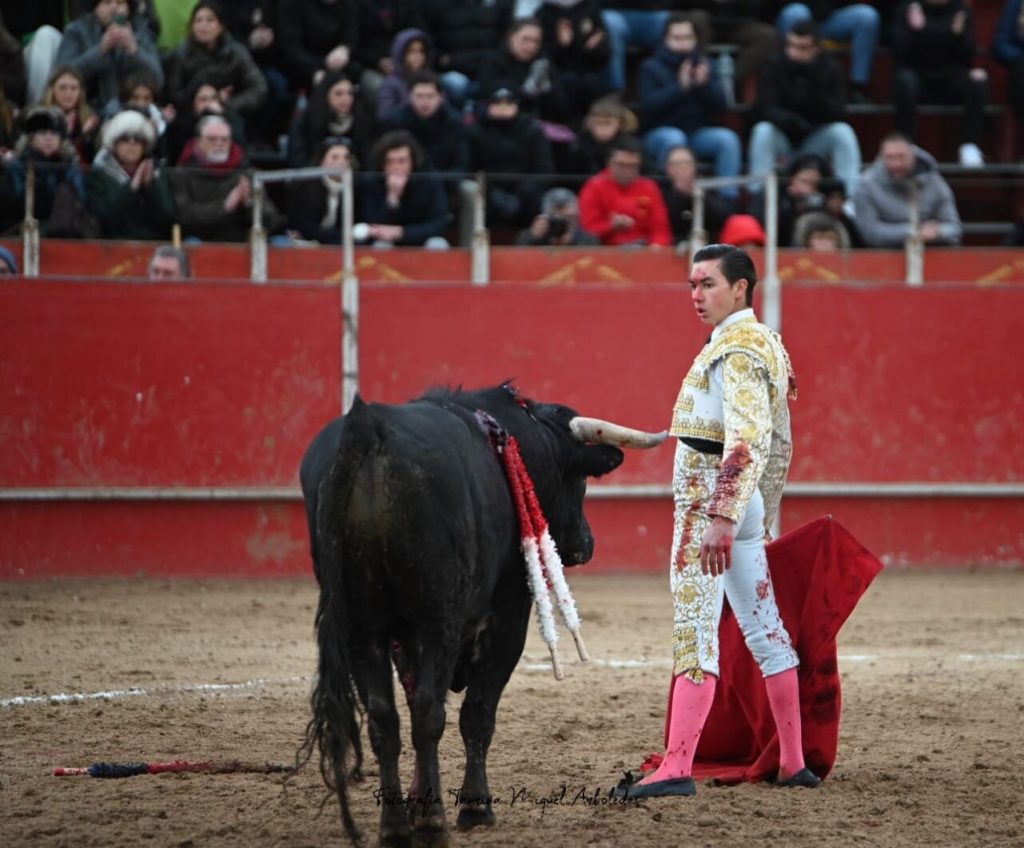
top-left (578, 134), bottom-right (671, 247)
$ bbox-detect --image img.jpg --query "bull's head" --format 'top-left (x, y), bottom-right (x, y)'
top-left (532, 405), bottom-right (667, 565)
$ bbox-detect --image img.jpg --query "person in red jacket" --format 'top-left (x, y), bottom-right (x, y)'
top-left (578, 134), bottom-right (672, 247)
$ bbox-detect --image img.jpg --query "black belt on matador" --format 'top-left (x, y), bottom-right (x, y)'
top-left (679, 436), bottom-right (724, 456)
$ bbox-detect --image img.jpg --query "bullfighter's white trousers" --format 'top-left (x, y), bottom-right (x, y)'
top-left (669, 443), bottom-right (799, 682)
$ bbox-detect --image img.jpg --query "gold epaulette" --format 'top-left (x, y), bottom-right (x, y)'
top-left (697, 320), bottom-right (796, 401)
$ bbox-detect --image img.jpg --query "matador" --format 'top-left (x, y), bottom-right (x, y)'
top-left (616, 243), bottom-right (821, 799)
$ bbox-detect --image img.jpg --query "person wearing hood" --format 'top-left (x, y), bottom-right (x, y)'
top-left (747, 20), bottom-right (861, 198)
top-left (55, 0), bottom-right (164, 111)
top-left (5, 106), bottom-right (87, 233)
top-left (852, 132), bottom-right (961, 248)
top-left (173, 113), bottom-right (284, 242)
top-left (376, 29), bottom-right (433, 122)
top-left (353, 0), bottom-right (425, 102)
top-left (86, 107), bottom-right (174, 240)
top-left (466, 86), bottom-right (555, 228)
top-left (639, 13), bottom-right (741, 194)
top-left (164, 1), bottom-right (267, 122)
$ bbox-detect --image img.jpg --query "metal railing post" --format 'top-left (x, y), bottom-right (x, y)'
top-left (249, 176), bottom-right (267, 283)
top-left (762, 170), bottom-right (781, 332)
top-left (22, 161), bottom-right (39, 277)
top-left (471, 172), bottom-right (489, 286)
top-left (690, 183), bottom-right (707, 255)
top-left (905, 182), bottom-right (923, 286)
top-left (341, 167), bottom-right (360, 414)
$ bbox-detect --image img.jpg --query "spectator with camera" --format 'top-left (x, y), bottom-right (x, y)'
top-left (516, 187), bottom-right (600, 246)
top-left (56, 0), bottom-right (164, 111)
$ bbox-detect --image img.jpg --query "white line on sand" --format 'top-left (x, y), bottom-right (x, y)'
top-left (4, 653), bottom-right (1022, 708)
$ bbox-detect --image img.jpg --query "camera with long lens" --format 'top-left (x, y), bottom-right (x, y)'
top-left (547, 214), bottom-right (570, 239)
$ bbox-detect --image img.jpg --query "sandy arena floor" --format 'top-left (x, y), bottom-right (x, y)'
top-left (2, 570), bottom-right (1023, 848)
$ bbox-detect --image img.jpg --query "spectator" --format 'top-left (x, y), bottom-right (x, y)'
top-left (684, 1), bottom-right (780, 101)
top-left (383, 72), bottom-right (469, 179)
top-left (749, 152), bottom-right (831, 246)
top-left (173, 113), bottom-right (284, 241)
top-left (559, 94), bottom-right (639, 178)
top-left (86, 107), bottom-right (174, 239)
top-left (535, 0), bottom-right (613, 120)
top-left (0, 244), bottom-right (18, 274)
top-left (162, 77), bottom-right (247, 165)
top-left (354, 0), bottom-right (426, 104)
top-left (852, 132), bottom-right (962, 248)
top-left (104, 72), bottom-right (170, 143)
top-left (421, 0), bottom-right (515, 105)
top-left (478, 19), bottom-right (571, 124)
top-left (467, 87), bottom-right (555, 228)
top-left (792, 209), bottom-right (851, 249)
top-left (516, 186), bottom-right (600, 245)
top-left (5, 7), bottom-right (63, 108)
top-left (277, 0), bottom-right (358, 92)
top-left (6, 106), bottom-right (89, 236)
top-left (289, 138), bottom-right (354, 243)
top-left (0, 14), bottom-right (27, 108)
top-left (41, 65), bottom-right (102, 163)
top-left (356, 129), bottom-right (449, 248)
top-left (600, 2), bottom-right (672, 93)
top-left (376, 29), bottom-right (433, 122)
top-left (639, 13), bottom-right (741, 193)
top-left (147, 244), bottom-right (191, 279)
top-left (287, 69), bottom-right (374, 168)
top-left (164, 1), bottom-right (268, 125)
top-left (747, 20), bottom-right (861, 197)
top-left (578, 134), bottom-right (672, 246)
top-left (994, 0), bottom-right (1024, 127)
top-left (216, 1), bottom-right (290, 147)
top-left (775, 2), bottom-right (879, 101)
top-left (892, 0), bottom-right (988, 166)
top-left (659, 144), bottom-right (731, 247)
top-left (55, 0), bottom-right (164, 111)
top-left (719, 212), bottom-right (767, 248)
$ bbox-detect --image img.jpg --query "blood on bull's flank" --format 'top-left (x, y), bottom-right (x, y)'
top-left (296, 383), bottom-right (664, 845)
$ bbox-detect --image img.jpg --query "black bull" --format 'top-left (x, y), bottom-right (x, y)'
top-left (298, 385), bottom-right (663, 846)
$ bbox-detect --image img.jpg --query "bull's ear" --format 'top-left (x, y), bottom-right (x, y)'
top-left (579, 444), bottom-right (624, 478)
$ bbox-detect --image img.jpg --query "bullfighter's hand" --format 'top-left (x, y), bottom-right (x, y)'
top-left (700, 515), bottom-right (737, 577)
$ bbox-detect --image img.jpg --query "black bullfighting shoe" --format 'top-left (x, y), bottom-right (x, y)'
top-left (611, 771), bottom-right (696, 799)
top-left (774, 767), bottom-right (822, 788)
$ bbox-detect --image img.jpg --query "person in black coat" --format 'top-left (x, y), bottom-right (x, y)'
top-left (467, 87), bottom-right (555, 227)
top-left (277, 0), bottom-right (360, 91)
top-left (287, 69), bottom-right (374, 168)
top-left (891, 0), bottom-right (988, 165)
top-left (421, 0), bottom-right (514, 104)
top-left (477, 18), bottom-right (571, 124)
top-left (382, 72), bottom-right (469, 178)
top-left (356, 129), bottom-right (449, 247)
top-left (747, 20), bottom-right (861, 197)
top-left (534, 0), bottom-right (613, 120)
top-left (658, 144), bottom-right (731, 247)
top-left (288, 137), bottom-right (354, 243)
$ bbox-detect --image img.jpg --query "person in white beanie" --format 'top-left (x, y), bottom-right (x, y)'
top-left (86, 106), bottom-right (175, 239)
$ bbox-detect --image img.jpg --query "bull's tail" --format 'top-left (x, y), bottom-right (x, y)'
top-left (297, 396), bottom-right (380, 845)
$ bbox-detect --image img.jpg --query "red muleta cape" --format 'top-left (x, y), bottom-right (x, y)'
top-left (642, 516), bottom-right (884, 784)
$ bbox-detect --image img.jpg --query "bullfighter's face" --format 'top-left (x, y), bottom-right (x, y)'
top-left (689, 259), bottom-right (748, 326)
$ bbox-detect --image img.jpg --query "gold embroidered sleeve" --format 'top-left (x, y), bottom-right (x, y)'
top-left (759, 412), bottom-right (792, 534)
top-left (707, 352), bottom-right (772, 523)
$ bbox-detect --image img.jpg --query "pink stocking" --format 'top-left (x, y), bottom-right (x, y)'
top-left (641, 673), bottom-right (717, 784)
top-left (764, 667), bottom-right (806, 779)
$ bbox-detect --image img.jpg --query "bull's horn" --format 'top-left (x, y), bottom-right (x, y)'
top-left (569, 417), bottom-right (668, 449)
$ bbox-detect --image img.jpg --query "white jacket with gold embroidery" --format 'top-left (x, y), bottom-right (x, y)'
top-left (668, 309), bottom-right (796, 530)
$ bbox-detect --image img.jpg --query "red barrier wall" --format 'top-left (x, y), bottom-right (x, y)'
top-left (2, 276), bottom-right (1023, 577)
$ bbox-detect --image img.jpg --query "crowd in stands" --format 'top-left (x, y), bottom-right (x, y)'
top-left (1, 0), bottom-right (1022, 254)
